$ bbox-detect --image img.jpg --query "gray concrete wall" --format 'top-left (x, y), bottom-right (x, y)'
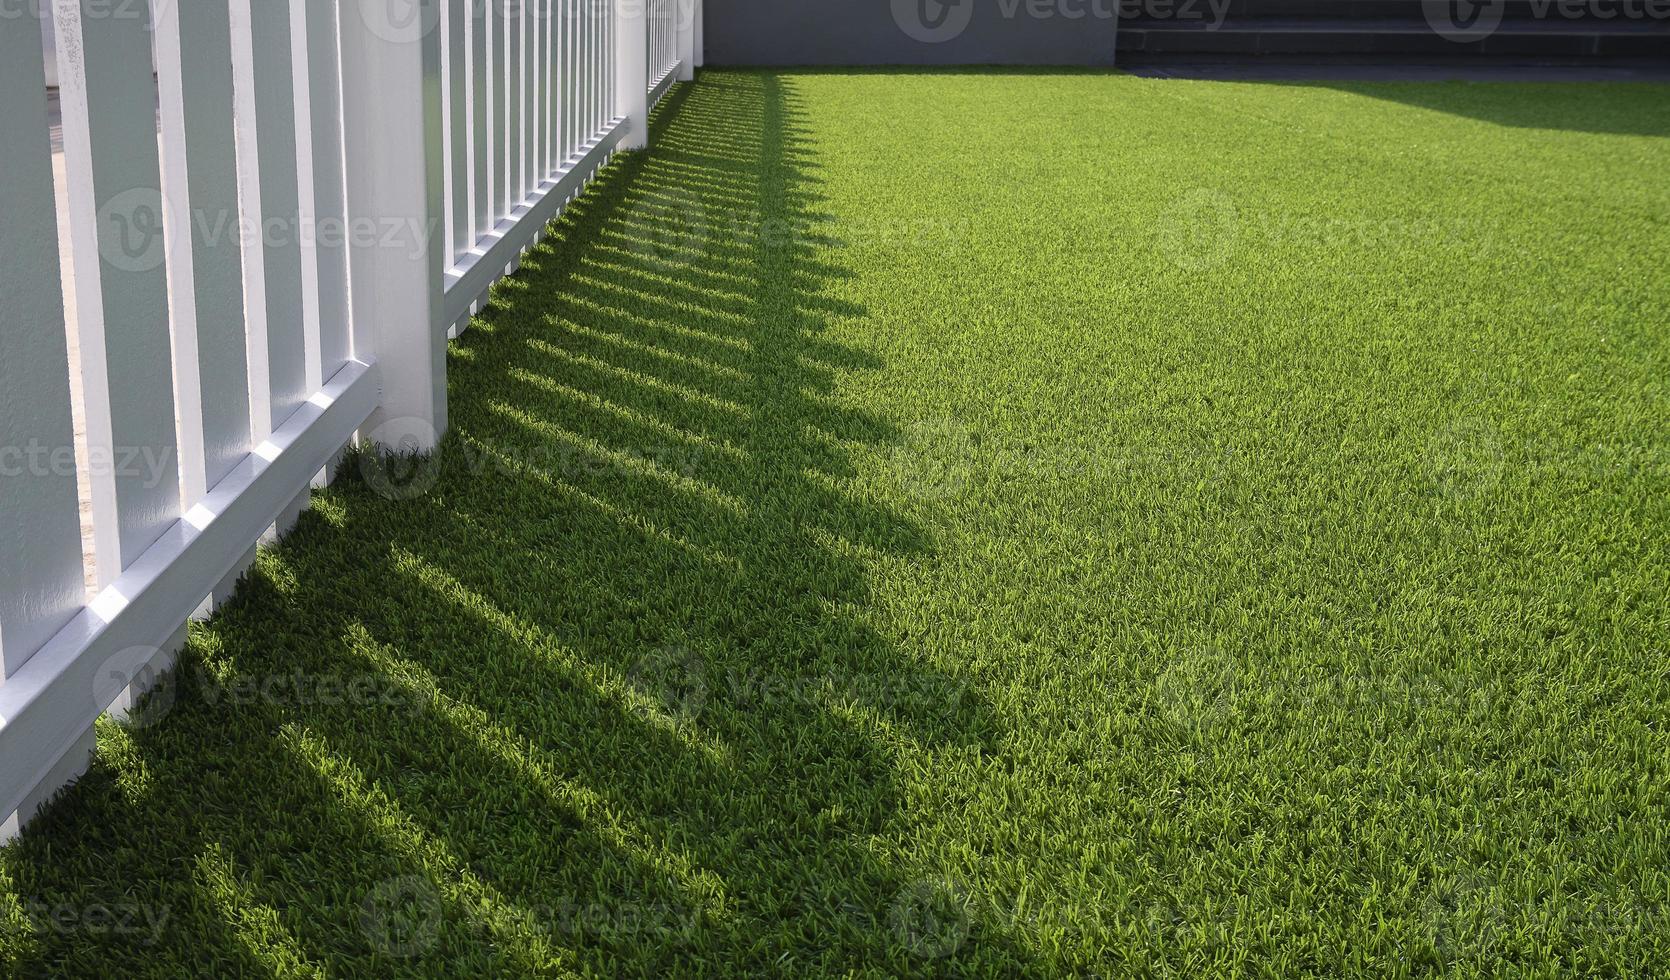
top-left (703, 0), bottom-right (1120, 66)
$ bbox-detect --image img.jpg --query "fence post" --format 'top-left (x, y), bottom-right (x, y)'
top-left (693, 0), bottom-right (702, 69)
top-left (676, 0), bottom-right (694, 81)
top-left (615, 0), bottom-right (649, 149)
top-left (337, 0), bottom-right (448, 450)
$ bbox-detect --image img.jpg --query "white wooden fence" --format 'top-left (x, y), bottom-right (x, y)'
top-left (0, 0), bottom-right (699, 838)
top-left (648, 0), bottom-right (686, 105)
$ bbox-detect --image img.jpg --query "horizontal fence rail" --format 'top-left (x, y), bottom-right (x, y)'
top-left (0, 0), bottom-right (701, 838)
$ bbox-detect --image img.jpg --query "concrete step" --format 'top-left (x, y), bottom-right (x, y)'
top-left (1116, 18), bottom-right (1670, 59)
top-left (1181, 0), bottom-right (1666, 20)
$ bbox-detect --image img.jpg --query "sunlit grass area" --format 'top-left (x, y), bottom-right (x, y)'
top-left (3, 70), bottom-right (1669, 976)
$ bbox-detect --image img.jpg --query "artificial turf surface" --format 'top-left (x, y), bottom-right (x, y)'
top-left (3, 69), bottom-right (1670, 976)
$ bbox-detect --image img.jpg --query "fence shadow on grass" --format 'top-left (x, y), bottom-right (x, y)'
top-left (0, 73), bottom-right (1030, 975)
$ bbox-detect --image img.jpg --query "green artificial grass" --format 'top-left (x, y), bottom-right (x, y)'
top-left (4, 69), bottom-right (1670, 976)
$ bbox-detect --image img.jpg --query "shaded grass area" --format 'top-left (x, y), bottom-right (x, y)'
top-left (3, 70), bottom-right (1670, 976)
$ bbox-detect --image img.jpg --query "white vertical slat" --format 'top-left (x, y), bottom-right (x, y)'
top-left (446, 0), bottom-right (471, 265)
top-left (694, 0), bottom-right (703, 68)
top-left (154, 0), bottom-right (254, 506)
top-left (492, 0), bottom-right (510, 219)
top-left (599, 0), bottom-right (608, 129)
top-left (663, 0), bottom-right (674, 79)
top-left (288, 0), bottom-right (324, 398)
top-left (545, 0), bottom-right (557, 174)
top-left (562, 0), bottom-right (574, 160)
top-left (524, 0), bottom-right (539, 192)
top-left (583, 0), bottom-right (593, 132)
top-left (614, 0), bottom-right (621, 124)
top-left (577, 0), bottom-right (587, 157)
top-left (52, 0), bottom-right (184, 587)
top-left (601, 0), bottom-right (607, 130)
top-left (231, 0), bottom-right (309, 441)
top-left (301, 0), bottom-right (353, 377)
top-left (0, 6), bottom-right (86, 677)
top-left (648, 0), bottom-right (657, 83)
top-left (472, 0), bottom-right (492, 242)
top-left (574, 0), bottom-right (585, 157)
top-left (440, 0), bottom-right (456, 260)
top-left (506, 0), bottom-right (523, 207)
top-left (537, 0), bottom-right (549, 183)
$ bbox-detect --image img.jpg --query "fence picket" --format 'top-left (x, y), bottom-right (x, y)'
top-left (506, 1), bottom-right (522, 213)
top-left (492, 0), bottom-right (510, 219)
top-left (473, 0), bottom-right (493, 244)
top-left (582, 0), bottom-right (593, 144)
top-left (445, 0), bottom-right (469, 266)
top-left (289, 0), bottom-right (324, 397)
top-left (545, 0), bottom-right (558, 174)
top-left (300, 0), bottom-right (353, 377)
top-left (231, 0), bottom-right (309, 440)
top-left (53, 0), bottom-right (184, 587)
top-left (154, 0), bottom-right (253, 506)
top-left (563, 0), bottom-right (575, 159)
top-left (0, 6), bottom-right (86, 677)
top-left (525, 0), bottom-right (540, 194)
